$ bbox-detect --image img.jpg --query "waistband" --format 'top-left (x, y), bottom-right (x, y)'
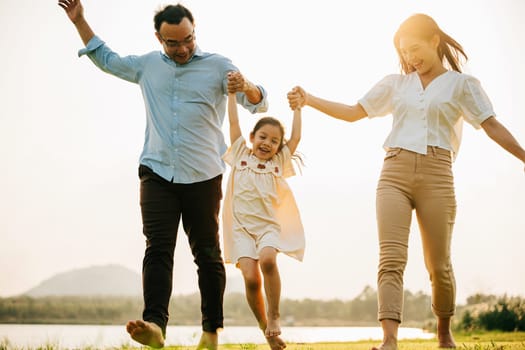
top-left (387, 146), bottom-right (452, 157)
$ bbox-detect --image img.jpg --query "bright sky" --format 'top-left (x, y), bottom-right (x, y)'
top-left (1, 0), bottom-right (524, 305)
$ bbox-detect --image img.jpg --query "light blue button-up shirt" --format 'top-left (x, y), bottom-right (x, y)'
top-left (79, 36), bottom-right (268, 183)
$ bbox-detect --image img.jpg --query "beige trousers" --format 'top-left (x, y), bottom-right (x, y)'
top-left (376, 147), bottom-right (457, 322)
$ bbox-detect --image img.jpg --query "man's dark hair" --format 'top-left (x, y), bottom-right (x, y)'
top-left (154, 4), bottom-right (194, 32)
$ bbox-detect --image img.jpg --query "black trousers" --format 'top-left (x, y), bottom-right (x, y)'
top-left (138, 165), bottom-right (225, 334)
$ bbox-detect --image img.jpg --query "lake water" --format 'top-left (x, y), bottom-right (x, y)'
top-left (0, 324), bottom-right (435, 348)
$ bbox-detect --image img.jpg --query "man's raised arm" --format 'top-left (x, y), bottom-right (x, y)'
top-left (58, 0), bottom-right (95, 45)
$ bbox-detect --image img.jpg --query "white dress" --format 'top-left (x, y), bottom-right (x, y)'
top-left (222, 136), bottom-right (305, 265)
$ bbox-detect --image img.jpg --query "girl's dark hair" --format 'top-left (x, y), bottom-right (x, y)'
top-left (394, 13), bottom-right (468, 74)
top-left (250, 117), bottom-right (304, 167)
top-left (154, 4), bottom-right (194, 32)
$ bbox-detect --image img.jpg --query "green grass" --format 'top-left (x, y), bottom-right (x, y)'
top-left (161, 332), bottom-right (525, 350)
top-left (2, 332), bottom-right (525, 350)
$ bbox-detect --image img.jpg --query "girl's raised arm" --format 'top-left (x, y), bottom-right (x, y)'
top-left (227, 90), bottom-right (242, 145)
top-left (286, 108), bottom-right (302, 155)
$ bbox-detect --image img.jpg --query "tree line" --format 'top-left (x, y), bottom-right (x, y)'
top-left (1, 287), bottom-right (523, 331)
top-left (0, 286), bottom-right (430, 326)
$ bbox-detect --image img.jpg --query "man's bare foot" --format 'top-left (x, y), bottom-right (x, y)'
top-left (266, 334), bottom-right (286, 350)
top-left (265, 318), bottom-right (281, 338)
top-left (126, 320), bottom-right (164, 348)
top-left (370, 335), bottom-right (397, 350)
top-left (438, 331), bottom-right (456, 348)
top-left (196, 331), bottom-right (218, 350)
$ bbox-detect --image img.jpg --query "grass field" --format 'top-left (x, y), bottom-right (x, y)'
top-left (2, 332), bottom-right (525, 350)
top-left (161, 332), bottom-right (525, 350)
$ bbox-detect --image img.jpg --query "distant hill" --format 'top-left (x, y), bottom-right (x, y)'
top-left (23, 264), bottom-right (245, 298)
top-left (24, 264), bottom-right (142, 297)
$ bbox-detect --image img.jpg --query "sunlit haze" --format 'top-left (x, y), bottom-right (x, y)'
top-left (1, 0), bottom-right (524, 304)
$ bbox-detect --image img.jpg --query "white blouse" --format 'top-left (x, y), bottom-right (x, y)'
top-left (358, 71), bottom-right (495, 159)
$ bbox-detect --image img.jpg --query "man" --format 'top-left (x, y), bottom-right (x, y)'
top-left (58, 1), bottom-right (268, 348)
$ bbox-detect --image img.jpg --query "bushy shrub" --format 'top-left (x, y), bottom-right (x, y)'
top-left (457, 295), bottom-right (525, 331)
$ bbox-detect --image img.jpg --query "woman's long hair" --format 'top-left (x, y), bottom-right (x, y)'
top-left (394, 14), bottom-right (468, 74)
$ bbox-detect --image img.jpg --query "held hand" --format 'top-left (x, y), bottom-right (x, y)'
top-left (58, 0), bottom-right (84, 24)
top-left (227, 71), bottom-right (248, 94)
top-left (287, 86), bottom-right (307, 110)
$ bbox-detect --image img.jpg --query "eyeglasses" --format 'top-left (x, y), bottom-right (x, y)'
top-left (158, 30), bottom-right (195, 48)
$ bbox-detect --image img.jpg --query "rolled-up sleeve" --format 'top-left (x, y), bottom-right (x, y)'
top-left (221, 70), bottom-right (268, 114)
top-left (237, 85), bottom-right (269, 114)
top-left (77, 35), bottom-right (142, 84)
top-left (77, 35), bottom-right (105, 57)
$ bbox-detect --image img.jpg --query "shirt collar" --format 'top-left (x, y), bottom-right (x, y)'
top-left (160, 46), bottom-right (204, 65)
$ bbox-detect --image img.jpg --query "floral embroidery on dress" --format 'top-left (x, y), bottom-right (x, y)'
top-left (232, 149), bottom-right (287, 177)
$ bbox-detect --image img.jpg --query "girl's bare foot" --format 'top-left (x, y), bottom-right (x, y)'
top-left (197, 331), bottom-right (218, 350)
top-left (126, 320), bottom-right (164, 348)
top-left (266, 334), bottom-right (286, 350)
top-left (265, 317), bottom-right (281, 337)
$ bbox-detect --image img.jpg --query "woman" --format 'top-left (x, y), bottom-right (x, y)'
top-left (287, 13), bottom-right (525, 350)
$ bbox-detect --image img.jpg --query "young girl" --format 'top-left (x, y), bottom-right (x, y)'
top-left (288, 13), bottom-right (525, 350)
top-left (222, 81), bottom-right (305, 350)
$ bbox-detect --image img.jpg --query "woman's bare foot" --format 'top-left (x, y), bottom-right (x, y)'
top-left (265, 317), bottom-right (281, 337)
top-left (266, 334), bottom-right (286, 350)
top-left (437, 317), bottom-right (456, 348)
top-left (196, 331), bottom-right (218, 350)
top-left (370, 335), bottom-right (397, 350)
top-left (438, 331), bottom-right (456, 348)
top-left (126, 320), bottom-right (164, 348)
